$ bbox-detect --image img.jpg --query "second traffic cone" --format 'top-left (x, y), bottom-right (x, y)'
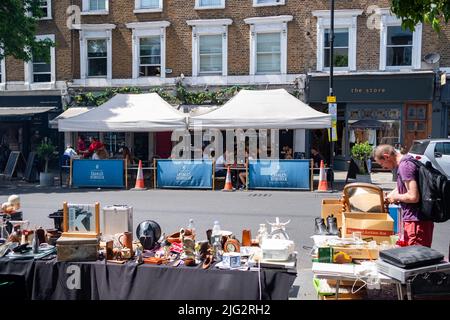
top-left (317, 160), bottom-right (328, 192)
top-left (132, 160), bottom-right (146, 190)
top-left (222, 166), bottom-right (234, 192)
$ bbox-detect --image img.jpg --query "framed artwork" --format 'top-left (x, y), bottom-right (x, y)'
top-left (63, 202), bottom-right (100, 238)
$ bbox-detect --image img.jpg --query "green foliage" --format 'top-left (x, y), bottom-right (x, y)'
top-left (351, 142), bottom-right (373, 174)
top-left (391, 0), bottom-right (450, 32)
top-left (0, 0), bottom-right (55, 61)
top-left (36, 141), bottom-right (57, 173)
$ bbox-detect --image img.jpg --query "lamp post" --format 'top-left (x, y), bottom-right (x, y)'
top-left (327, 0), bottom-right (337, 183)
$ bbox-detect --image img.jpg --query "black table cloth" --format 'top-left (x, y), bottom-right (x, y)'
top-left (0, 257), bottom-right (296, 300)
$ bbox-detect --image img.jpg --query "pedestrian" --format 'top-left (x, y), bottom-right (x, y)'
top-left (63, 144), bottom-right (77, 162)
top-left (373, 144), bottom-right (434, 247)
top-left (311, 147), bottom-right (325, 168)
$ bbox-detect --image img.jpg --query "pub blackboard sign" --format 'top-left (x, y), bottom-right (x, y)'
top-left (24, 151), bottom-right (38, 182)
top-left (2, 151), bottom-right (23, 179)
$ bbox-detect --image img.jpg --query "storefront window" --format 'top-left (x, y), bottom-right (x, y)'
top-left (348, 107), bottom-right (401, 152)
top-left (103, 132), bottom-right (125, 157)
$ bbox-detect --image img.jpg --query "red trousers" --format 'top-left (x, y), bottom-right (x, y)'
top-left (403, 221), bottom-right (434, 247)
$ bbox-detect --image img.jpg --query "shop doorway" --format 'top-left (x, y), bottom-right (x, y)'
top-left (134, 133), bottom-right (149, 162)
top-left (404, 103), bottom-right (431, 150)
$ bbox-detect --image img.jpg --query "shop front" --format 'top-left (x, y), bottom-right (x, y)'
top-left (0, 95), bottom-right (62, 171)
top-left (306, 72), bottom-right (435, 170)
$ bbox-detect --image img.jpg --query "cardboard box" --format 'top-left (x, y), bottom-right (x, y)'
top-left (321, 199), bottom-right (343, 228)
top-left (331, 246), bottom-right (379, 260)
top-left (342, 212), bottom-right (394, 244)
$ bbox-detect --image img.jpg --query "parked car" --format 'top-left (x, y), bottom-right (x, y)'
top-left (407, 139), bottom-right (450, 178)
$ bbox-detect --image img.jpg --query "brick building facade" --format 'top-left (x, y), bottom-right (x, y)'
top-left (1, 0), bottom-right (450, 167)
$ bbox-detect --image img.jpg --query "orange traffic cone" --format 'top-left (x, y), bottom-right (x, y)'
top-left (132, 160), bottom-right (146, 191)
top-left (222, 166), bottom-right (234, 192)
top-left (317, 160), bottom-right (329, 192)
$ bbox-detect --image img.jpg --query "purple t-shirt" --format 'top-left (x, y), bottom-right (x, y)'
top-left (397, 155), bottom-right (422, 221)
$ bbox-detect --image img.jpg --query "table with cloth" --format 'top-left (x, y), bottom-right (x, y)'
top-left (0, 257), bottom-right (296, 300)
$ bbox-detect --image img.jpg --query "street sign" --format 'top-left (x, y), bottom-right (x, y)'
top-left (327, 96), bottom-right (336, 103)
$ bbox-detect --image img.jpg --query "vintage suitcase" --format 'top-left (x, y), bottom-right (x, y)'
top-left (101, 205), bottom-right (133, 237)
top-left (379, 245), bottom-right (444, 269)
top-left (56, 236), bottom-right (99, 262)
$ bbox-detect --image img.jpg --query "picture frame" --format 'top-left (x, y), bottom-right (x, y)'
top-left (62, 202), bottom-right (100, 238)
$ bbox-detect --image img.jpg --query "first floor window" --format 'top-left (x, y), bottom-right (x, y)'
top-left (324, 28), bottom-right (349, 68)
top-left (32, 47), bottom-right (51, 82)
top-left (386, 25), bottom-right (413, 67)
top-left (256, 33), bottom-right (281, 74)
top-left (199, 35), bottom-right (222, 74)
top-left (0, 60), bottom-right (3, 83)
top-left (140, 0), bottom-right (159, 9)
top-left (139, 36), bottom-right (161, 77)
top-left (89, 0), bottom-right (106, 11)
top-left (87, 39), bottom-right (107, 77)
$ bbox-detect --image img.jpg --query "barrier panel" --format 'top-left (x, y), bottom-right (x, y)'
top-left (156, 159), bottom-right (213, 189)
top-left (248, 159), bottom-right (313, 191)
top-left (71, 159), bottom-right (125, 188)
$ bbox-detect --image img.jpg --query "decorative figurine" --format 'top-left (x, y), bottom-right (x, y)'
top-left (180, 228), bottom-right (196, 266)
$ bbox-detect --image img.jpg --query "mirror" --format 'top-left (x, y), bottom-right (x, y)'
top-left (342, 183), bottom-right (386, 213)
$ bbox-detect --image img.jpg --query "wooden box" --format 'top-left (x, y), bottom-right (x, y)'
top-left (56, 236), bottom-right (99, 262)
top-left (342, 212), bottom-right (394, 244)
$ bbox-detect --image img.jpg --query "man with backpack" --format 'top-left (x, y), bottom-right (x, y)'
top-left (373, 144), bottom-right (436, 247)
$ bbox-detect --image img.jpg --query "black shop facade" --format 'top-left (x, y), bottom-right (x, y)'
top-left (305, 71), bottom-right (436, 171)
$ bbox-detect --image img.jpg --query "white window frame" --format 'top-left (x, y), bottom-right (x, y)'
top-left (312, 9), bottom-right (362, 72)
top-left (134, 0), bottom-right (163, 13)
top-left (195, 0), bottom-right (225, 10)
top-left (126, 21), bottom-right (170, 79)
top-left (74, 24), bottom-right (116, 80)
top-left (244, 15), bottom-right (292, 76)
top-left (378, 9), bottom-right (422, 71)
top-left (187, 19), bottom-right (232, 77)
top-left (0, 50), bottom-right (5, 90)
top-left (81, 0), bottom-right (109, 15)
top-left (253, 0), bottom-right (285, 7)
top-left (38, 0), bottom-right (52, 20)
top-left (24, 34), bottom-right (56, 89)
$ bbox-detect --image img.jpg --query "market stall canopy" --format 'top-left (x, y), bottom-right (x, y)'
top-left (49, 107), bottom-right (93, 129)
top-left (349, 120), bottom-right (384, 129)
top-left (58, 93), bottom-right (188, 132)
top-left (188, 89), bottom-right (331, 129)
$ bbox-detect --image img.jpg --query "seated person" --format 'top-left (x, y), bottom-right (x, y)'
top-left (214, 151), bottom-right (227, 177)
top-left (311, 147), bottom-right (325, 168)
top-left (119, 146), bottom-right (135, 165)
top-left (238, 150), bottom-right (254, 190)
top-left (284, 147), bottom-right (293, 160)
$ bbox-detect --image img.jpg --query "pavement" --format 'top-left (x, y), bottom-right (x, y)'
top-left (3, 170), bottom-right (447, 301)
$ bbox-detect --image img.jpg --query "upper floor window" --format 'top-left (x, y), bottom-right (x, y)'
top-left (386, 26), bottom-right (413, 67)
top-left (379, 9), bottom-right (422, 70)
top-left (324, 28), bottom-right (349, 68)
top-left (244, 15), bottom-right (292, 75)
top-left (253, 0), bottom-right (285, 7)
top-left (139, 37), bottom-right (161, 77)
top-left (82, 0), bottom-right (109, 14)
top-left (126, 21), bottom-right (170, 79)
top-left (187, 19), bottom-right (232, 77)
top-left (38, 0), bottom-right (52, 19)
top-left (195, 0), bottom-right (225, 10)
top-left (134, 0), bottom-right (163, 13)
top-left (0, 54), bottom-right (5, 86)
top-left (312, 9), bottom-right (362, 72)
top-left (256, 33), bottom-right (281, 74)
top-left (24, 34), bottom-right (55, 86)
top-left (75, 24), bottom-right (116, 80)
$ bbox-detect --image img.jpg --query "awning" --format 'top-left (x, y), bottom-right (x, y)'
top-left (49, 107), bottom-right (93, 129)
top-left (349, 119), bottom-right (384, 129)
top-left (0, 106), bottom-right (56, 116)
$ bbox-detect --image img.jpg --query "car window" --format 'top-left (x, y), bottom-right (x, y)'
top-left (409, 141), bottom-right (429, 155)
top-left (435, 142), bottom-right (450, 155)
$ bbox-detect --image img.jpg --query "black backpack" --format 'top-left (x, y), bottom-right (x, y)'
top-left (403, 158), bottom-right (450, 223)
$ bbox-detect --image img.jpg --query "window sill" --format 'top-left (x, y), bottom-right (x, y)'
top-left (29, 82), bottom-right (56, 90)
top-left (38, 17), bottom-right (52, 20)
top-left (133, 8), bottom-right (163, 14)
top-left (194, 6), bottom-right (225, 10)
top-left (81, 11), bottom-right (109, 16)
top-left (253, 2), bottom-right (285, 8)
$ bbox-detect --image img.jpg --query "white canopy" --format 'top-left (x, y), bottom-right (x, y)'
top-left (189, 89), bottom-right (331, 129)
top-left (58, 93), bottom-right (187, 132)
top-left (49, 107), bottom-right (93, 129)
